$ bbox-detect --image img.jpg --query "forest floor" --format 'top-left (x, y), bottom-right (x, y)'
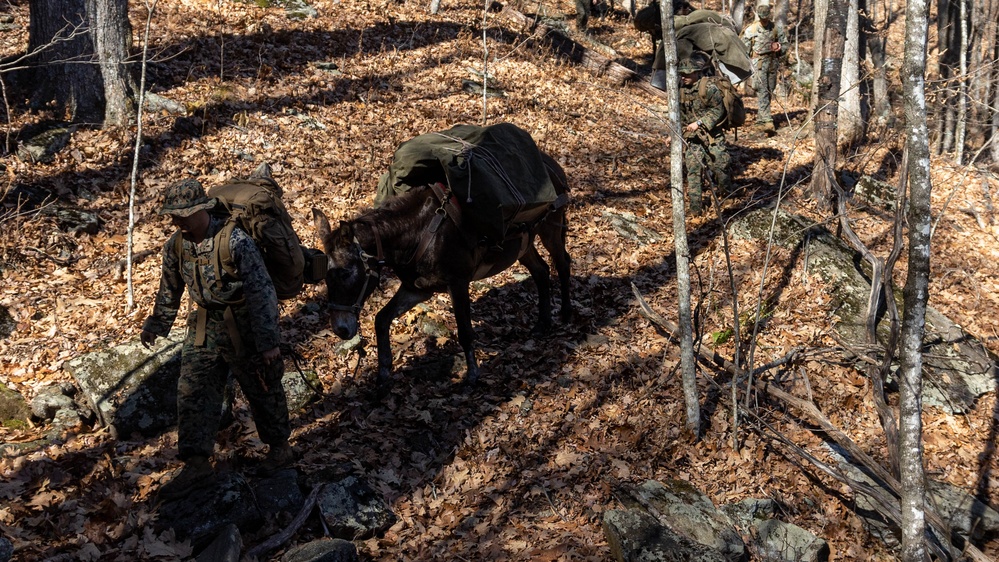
top-left (2, 0), bottom-right (999, 560)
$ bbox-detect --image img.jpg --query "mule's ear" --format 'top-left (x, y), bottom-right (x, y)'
top-left (312, 208), bottom-right (333, 251)
top-left (248, 162), bottom-right (273, 180)
top-left (335, 220), bottom-right (354, 242)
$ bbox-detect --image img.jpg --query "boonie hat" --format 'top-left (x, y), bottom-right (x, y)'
top-left (159, 178), bottom-right (216, 217)
top-left (678, 57), bottom-right (706, 74)
top-left (756, 3), bottom-right (772, 18)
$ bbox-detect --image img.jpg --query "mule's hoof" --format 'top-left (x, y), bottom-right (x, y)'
top-left (530, 321), bottom-right (553, 337)
top-left (462, 369), bottom-right (481, 387)
top-left (372, 369), bottom-right (394, 396)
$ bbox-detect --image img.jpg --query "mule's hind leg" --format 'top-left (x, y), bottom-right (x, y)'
top-left (376, 287), bottom-right (433, 388)
top-left (447, 282), bottom-right (483, 385)
top-left (519, 245), bottom-right (554, 335)
top-left (539, 217), bottom-right (573, 322)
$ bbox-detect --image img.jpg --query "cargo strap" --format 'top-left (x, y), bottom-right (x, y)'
top-left (410, 182), bottom-right (462, 265)
top-left (194, 305), bottom-right (244, 355)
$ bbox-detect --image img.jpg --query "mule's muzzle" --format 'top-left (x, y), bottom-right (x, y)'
top-left (328, 308), bottom-right (359, 340)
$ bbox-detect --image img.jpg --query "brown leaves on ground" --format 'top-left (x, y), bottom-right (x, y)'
top-left (2, 0), bottom-right (999, 560)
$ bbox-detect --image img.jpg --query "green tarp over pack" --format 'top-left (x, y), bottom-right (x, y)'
top-left (375, 123), bottom-right (557, 243)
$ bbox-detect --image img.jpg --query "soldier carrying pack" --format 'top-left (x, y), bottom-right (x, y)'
top-left (176, 164), bottom-right (326, 302)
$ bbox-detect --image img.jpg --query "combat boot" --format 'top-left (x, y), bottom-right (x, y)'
top-left (256, 442), bottom-right (295, 476)
top-left (158, 456), bottom-right (215, 501)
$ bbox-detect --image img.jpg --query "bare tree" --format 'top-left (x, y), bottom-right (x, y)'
top-left (899, 0), bottom-right (932, 555)
top-left (660, 0), bottom-right (701, 436)
top-left (862, 0), bottom-right (893, 125)
top-left (838, 0), bottom-right (864, 147)
top-left (22, 0), bottom-right (135, 127)
top-left (809, 0), bottom-right (847, 208)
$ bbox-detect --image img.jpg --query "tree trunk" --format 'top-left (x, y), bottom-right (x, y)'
top-left (993, 39), bottom-right (999, 164)
top-left (661, 0), bottom-right (701, 436)
top-left (899, 0), bottom-right (932, 555)
top-left (839, 0), bottom-right (864, 148)
top-left (88, 0), bottom-right (135, 127)
top-left (810, 0), bottom-right (827, 107)
top-left (935, 0), bottom-right (960, 155)
top-left (26, 0), bottom-right (133, 126)
top-left (810, 0), bottom-right (847, 209)
top-left (862, 0), bottom-right (892, 125)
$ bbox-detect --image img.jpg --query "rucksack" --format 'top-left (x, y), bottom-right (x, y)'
top-left (698, 75), bottom-right (746, 130)
top-left (177, 174), bottom-right (325, 302)
top-left (634, 0), bottom-right (661, 35)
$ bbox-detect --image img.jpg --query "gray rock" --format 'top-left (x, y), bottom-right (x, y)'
top-left (66, 331), bottom-right (185, 438)
top-left (29, 383), bottom-right (76, 420)
top-left (620, 480), bottom-right (746, 561)
top-left (42, 205), bottom-right (101, 236)
top-left (281, 539), bottom-right (358, 562)
top-left (144, 92), bottom-right (187, 115)
top-left (927, 479), bottom-right (999, 540)
top-left (602, 209), bottom-right (665, 245)
top-left (282, 370), bottom-right (323, 412)
top-left (0, 384), bottom-right (30, 427)
top-left (730, 208), bottom-right (999, 414)
top-left (752, 519), bottom-right (829, 562)
top-left (722, 498), bottom-right (828, 562)
top-left (195, 523), bottom-right (241, 562)
top-left (0, 536), bottom-right (12, 562)
top-left (0, 303), bottom-right (14, 339)
top-left (253, 468), bottom-right (305, 515)
top-left (603, 508), bottom-right (728, 562)
top-left (317, 476), bottom-right (397, 540)
top-left (721, 498), bottom-right (780, 527)
top-left (284, 0), bottom-right (318, 19)
top-left (17, 126), bottom-right (72, 164)
top-left (157, 471), bottom-right (262, 549)
top-left (67, 333), bottom-right (322, 438)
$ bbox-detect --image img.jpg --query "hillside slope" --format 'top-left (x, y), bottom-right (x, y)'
top-left (2, 0), bottom-right (999, 559)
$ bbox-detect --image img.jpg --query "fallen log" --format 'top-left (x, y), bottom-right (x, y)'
top-left (630, 283), bottom-right (991, 561)
top-left (497, 3), bottom-right (667, 98)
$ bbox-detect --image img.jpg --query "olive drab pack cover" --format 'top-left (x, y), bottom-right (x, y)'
top-left (208, 177), bottom-right (307, 300)
top-left (699, 75), bottom-right (747, 130)
top-left (375, 123), bottom-right (557, 243)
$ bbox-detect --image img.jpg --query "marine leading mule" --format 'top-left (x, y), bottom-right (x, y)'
top-left (312, 153), bottom-right (572, 389)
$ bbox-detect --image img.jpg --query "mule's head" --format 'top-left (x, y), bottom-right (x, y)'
top-left (312, 208), bottom-right (380, 340)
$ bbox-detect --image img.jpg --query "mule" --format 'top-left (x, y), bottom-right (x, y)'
top-left (312, 154), bottom-right (572, 388)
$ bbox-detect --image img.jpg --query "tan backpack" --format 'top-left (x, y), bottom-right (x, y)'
top-left (207, 177), bottom-right (309, 300)
top-left (698, 75), bottom-right (746, 130)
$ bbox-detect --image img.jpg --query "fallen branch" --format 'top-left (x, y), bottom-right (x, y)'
top-left (631, 285), bottom-right (990, 561)
top-left (243, 485), bottom-right (322, 562)
top-left (497, 3), bottom-right (666, 98)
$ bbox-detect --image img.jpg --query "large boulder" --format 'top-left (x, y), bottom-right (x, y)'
top-left (616, 480), bottom-right (746, 560)
top-left (157, 471), bottom-right (263, 549)
top-left (730, 207), bottom-right (999, 414)
top-left (317, 476), bottom-right (397, 540)
top-left (66, 331), bottom-right (185, 438)
top-left (66, 333), bottom-right (322, 438)
top-left (603, 508), bottom-right (729, 562)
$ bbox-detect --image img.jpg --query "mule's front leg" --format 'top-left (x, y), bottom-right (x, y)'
top-left (448, 282), bottom-right (480, 384)
top-left (375, 287), bottom-right (432, 388)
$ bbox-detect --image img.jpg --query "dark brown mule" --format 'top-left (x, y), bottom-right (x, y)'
top-left (312, 154), bottom-right (572, 388)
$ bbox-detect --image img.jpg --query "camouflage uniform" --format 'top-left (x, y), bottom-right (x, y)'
top-left (679, 71), bottom-right (731, 214)
top-left (741, 4), bottom-right (788, 124)
top-left (142, 180), bottom-right (290, 462)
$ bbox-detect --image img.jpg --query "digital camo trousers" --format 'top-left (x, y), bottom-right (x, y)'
top-left (685, 140), bottom-right (731, 211)
top-left (752, 55), bottom-right (779, 123)
top-left (177, 307), bottom-right (290, 460)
